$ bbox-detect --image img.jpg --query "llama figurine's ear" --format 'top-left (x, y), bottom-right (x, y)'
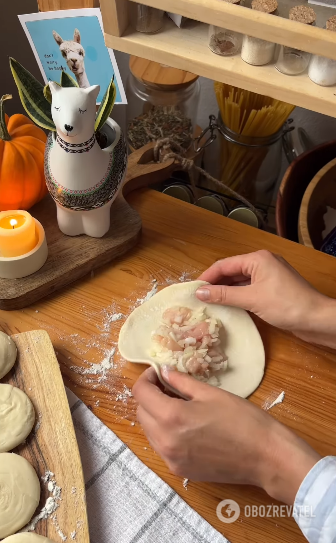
top-left (84, 85), bottom-right (100, 102)
top-left (73, 29), bottom-right (81, 43)
top-left (49, 81), bottom-right (62, 95)
top-left (53, 30), bottom-right (63, 46)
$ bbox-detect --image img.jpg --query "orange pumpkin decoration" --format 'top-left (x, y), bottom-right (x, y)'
top-left (0, 94), bottom-right (48, 211)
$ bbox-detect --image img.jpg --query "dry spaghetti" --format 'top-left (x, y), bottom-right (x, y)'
top-left (214, 83), bottom-right (295, 199)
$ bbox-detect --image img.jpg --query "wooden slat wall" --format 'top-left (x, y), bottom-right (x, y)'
top-left (37, 0), bottom-right (99, 11)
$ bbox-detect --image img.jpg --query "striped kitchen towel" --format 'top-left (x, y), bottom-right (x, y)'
top-left (67, 388), bottom-right (228, 543)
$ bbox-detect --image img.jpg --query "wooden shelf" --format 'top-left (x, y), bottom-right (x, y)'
top-left (128, 0), bottom-right (336, 60)
top-left (105, 17), bottom-right (336, 118)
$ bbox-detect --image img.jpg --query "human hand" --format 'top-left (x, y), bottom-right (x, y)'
top-left (133, 366), bottom-right (320, 504)
top-left (196, 250), bottom-right (336, 347)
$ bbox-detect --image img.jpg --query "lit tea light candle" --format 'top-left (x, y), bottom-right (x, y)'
top-left (0, 211), bottom-right (37, 257)
top-left (0, 210), bottom-right (48, 279)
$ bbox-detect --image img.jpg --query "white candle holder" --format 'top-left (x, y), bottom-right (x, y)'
top-left (0, 220), bottom-right (48, 279)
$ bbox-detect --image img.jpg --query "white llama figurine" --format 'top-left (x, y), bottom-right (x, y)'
top-left (44, 83), bottom-right (127, 238)
top-left (53, 29), bottom-right (90, 89)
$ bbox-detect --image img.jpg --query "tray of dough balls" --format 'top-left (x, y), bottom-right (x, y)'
top-left (0, 330), bottom-right (89, 543)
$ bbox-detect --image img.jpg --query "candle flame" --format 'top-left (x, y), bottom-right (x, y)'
top-left (10, 219), bottom-right (18, 229)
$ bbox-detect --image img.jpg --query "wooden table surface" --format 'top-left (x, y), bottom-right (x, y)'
top-left (2, 188), bottom-right (336, 543)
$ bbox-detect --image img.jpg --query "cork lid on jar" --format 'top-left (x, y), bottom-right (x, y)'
top-left (130, 56), bottom-right (199, 91)
top-left (326, 15), bottom-right (336, 31)
top-left (251, 0), bottom-right (278, 14)
top-left (289, 5), bottom-right (316, 25)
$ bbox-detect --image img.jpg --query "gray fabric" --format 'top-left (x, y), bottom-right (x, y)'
top-left (66, 388), bottom-right (228, 543)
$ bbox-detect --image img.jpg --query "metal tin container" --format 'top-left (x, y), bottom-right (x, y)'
top-left (196, 195), bottom-right (228, 215)
top-left (162, 184), bottom-right (194, 202)
top-left (228, 206), bottom-right (259, 227)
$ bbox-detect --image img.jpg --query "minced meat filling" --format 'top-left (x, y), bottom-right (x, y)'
top-left (151, 306), bottom-right (228, 385)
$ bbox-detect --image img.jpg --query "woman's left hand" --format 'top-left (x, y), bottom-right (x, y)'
top-left (132, 366), bottom-right (320, 505)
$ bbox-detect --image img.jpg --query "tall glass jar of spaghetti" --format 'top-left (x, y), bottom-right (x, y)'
top-left (208, 0), bottom-right (243, 56)
top-left (275, 6), bottom-right (315, 75)
top-left (241, 0), bottom-right (278, 66)
top-left (216, 115), bottom-right (284, 214)
top-left (127, 56), bottom-right (200, 152)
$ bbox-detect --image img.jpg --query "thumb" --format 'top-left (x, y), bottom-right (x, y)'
top-left (161, 365), bottom-right (211, 400)
top-left (196, 284), bottom-right (254, 311)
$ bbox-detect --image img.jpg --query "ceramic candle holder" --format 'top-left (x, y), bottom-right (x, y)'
top-left (0, 220), bottom-right (48, 279)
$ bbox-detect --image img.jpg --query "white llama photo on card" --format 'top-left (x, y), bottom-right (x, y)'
top-left (52, 28), bottom-right (90, 88)
top-left (18, 8), bottom-right (127, 105)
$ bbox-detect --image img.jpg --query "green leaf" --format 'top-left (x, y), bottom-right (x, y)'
top-left (95, 77), bottom-right (116, 133)
top-left (60, 71), bottom-right (79, 88)
top-left (9, 57), bottom-right (54, 127)
top-left (43, 84), bottom-right (52, 104)
top-left (18, 87), bottom-right (56, 131)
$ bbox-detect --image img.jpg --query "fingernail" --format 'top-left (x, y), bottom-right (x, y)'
top-left (161, 365), bottom-right (175, 382)
top-left (196, 288), bottom-right (210, 301)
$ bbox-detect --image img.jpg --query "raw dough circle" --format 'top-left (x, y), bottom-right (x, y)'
top-left (119, 281), bottom-right (265, 398)
top-left (0, 332), bottom-right (17, 379)
top-left (0, 384), bottom-right (35, 453)
top-left (3, 535), bottom-right (56, 542)
top-left (0, 453), bottom-right (41, 539)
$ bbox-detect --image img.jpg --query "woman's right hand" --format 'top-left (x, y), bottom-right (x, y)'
top-left (196, 250), bottom-right (336, 349)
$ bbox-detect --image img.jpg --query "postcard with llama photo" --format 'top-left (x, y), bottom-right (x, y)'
top-left (18, 8), bottom-right (127, 105)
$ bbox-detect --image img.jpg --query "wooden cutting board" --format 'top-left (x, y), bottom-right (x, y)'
top-left (6, 330), bottom-right (90, 542)
top-left (0, 143), bottom-right (176, 311)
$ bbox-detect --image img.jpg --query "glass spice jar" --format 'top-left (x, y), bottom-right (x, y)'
top-left (309, 15), bottom-right (336, 86)
top-left (130, 3), bottom-right (165, 33)
top-left (241, 0), bottom-right (278, 66)
top-left (209, 0), bottom-right (242, 56)
top-left (127, 56), bottom-right (200, 152)
top-left (275, 5), bottom-right (315, 75)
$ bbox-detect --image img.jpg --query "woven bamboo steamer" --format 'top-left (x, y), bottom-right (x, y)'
top-left (129, 56), bottom-right (199, 91)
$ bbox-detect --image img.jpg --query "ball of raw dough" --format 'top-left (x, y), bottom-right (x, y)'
top-left (2, 535), bottom-right (56, 542)
top-left (0, 384), bottom-right (35, 452)
top-left (0, 453), bottom-right (41, 539)
top-left (0, 332), bottom-right (17, 379)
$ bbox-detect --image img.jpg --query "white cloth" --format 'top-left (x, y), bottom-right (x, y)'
top-left (67, 389), bottom-right (228, 543)
top-left (294, 456), bottom-right (336, 543)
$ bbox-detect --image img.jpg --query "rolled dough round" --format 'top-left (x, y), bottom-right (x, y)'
top-left (0, 384), bottom-right (35, 453)
top-left (119, 281), bottom-right (265, 398)
top-left (3, 535), bottom-right (56, 542)
top-left (0, 332), bottom-right (17, 379)
top-left (0, 453), bottom-right (41, 539)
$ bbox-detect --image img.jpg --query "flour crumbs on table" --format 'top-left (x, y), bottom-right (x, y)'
top-left (136, 279), bottom-right (158, 305)
top-left (70, 347), bottom-right (116, 383)
top-left (263, 391), bottom-right (285, 411)
top-left (179, 272), bottom-right (193, 282)
top-left (116, 384), bottom-right (133, 402)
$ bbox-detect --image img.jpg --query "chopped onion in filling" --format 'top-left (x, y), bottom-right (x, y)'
top-left (151, 306), bottom-right (228, 386)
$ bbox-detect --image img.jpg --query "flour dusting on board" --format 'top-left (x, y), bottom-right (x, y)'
top-left (136, 280), bottom-right (158, 305)
top-left (100, 310), bottom-right (125, 333)
top-left (263, 391), bottom-right (285, 411)
top-left (70, 347), bottom-right (116, 382)
top-left (23, 471), bottom-right (62, 532)
top-left (116, 384), bottom-right (133, 403)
